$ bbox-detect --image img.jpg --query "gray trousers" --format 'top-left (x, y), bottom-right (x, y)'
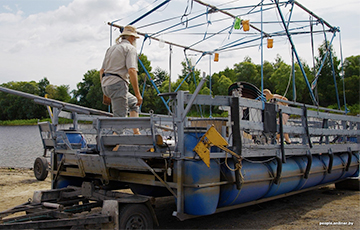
top-left (102, 80), bottom-right (139, 117)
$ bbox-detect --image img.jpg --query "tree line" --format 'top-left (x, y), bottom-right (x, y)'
top-left (0, 42), bottom-right (359, 120)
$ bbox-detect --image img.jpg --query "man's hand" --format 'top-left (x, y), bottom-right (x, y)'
top-left (136, 94), bottom-right (143, 106)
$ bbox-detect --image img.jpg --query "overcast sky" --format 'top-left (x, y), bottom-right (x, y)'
top-left (0, 0), bottom-right (359, 91)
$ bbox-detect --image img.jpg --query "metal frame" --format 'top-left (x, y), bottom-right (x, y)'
top-left (0, 81), bottom-right (359, 225)
top-left (47, 87), bottom-right (359, 220)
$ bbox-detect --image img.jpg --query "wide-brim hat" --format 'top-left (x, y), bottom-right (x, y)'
top-left (120, 25), bottom-right (140, 38)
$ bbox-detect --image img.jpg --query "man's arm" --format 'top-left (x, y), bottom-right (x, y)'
top-left (100, 68), bottom-right (104, 82)
top-left (128, 68), bottom-right (143, 106)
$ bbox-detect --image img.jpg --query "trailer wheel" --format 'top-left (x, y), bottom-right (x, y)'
top-left (119, 204), bottom-right (153, 230)
top-left (34, 157), bottom-right (48, 181)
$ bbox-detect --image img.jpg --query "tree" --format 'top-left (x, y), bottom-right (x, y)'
top-left (341, 55), bottom-right (360, 106)
top-left (38, 77), bottom-right (50, 97)
top-left (41, 82), bottom-right (71, 102)
top-left (45, 84), bottom-right (57, 99)
top-left (343, 55), bottom-right (360, 77)
top-left (138, 54), bottom-right (152, 77)
top-left (54, 85), bottom-right (71, 102)
top-left (214, 75), bottom-right (232, 95)
top-left (153, 67), bottom-right (168, 88)
top-left (172, 78), bottom-right (189, 92)
top-left (136, 54), bottom-right (153, 94)
top-left (210, 67), bottom-right (235, 95)
top-left (234, 58), bottom-right (259, 85)
top-left (71, 69), bottom-right (107, 111)
top-left (178, 59), bottom-right (201, 86)
top-left (269, 60), bottom-right (292, 96)
top-left (136, 54), bottom-right (170, 114)
top-left (0, 81), bottom-right (47, 120)
top-left (0, 78), bottom-right (71, 121)
top-left (260, 60), bottom-right (275, 90)
top-left (314, 41), bottom-right (341, 107)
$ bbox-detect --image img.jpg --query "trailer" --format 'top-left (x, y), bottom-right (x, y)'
top-left (0, 79), bottom-right (359, 229)
top-left (0, 1), bottom-right (359, 228)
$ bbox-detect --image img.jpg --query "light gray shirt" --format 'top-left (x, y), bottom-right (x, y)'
top-left (101, 39), bottom-right (138, 86)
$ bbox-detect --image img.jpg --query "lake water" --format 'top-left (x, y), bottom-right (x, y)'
top-left (0, 123), bottom-right (173, 168)
top-left (0, 124), bottom-right (96, 168)
top-left (0, 126), bottom-right (43, 168)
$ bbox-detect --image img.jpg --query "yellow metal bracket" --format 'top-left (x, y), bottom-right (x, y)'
top-left (193, 125), bottom-right (240, 167)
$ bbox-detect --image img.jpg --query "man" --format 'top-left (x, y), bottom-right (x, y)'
top-left (263, 89), bottom-right (291, 144)
top-left (100, 25), bottom-right (143, 134)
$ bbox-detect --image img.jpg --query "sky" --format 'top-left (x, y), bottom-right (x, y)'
top-left (0, 0), bottom-right (359, 92)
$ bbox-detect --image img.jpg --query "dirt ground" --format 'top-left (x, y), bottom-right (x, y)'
top-left (0, 167), bottom-right (359, 229)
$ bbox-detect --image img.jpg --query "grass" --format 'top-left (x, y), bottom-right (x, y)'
top-left (0, 118), bottom-right (74, 126)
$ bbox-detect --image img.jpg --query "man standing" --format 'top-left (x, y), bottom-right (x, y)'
top-left (100, 25), bottom-right (143, 134)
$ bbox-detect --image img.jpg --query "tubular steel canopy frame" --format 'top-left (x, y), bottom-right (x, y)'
top-left (107, 0), bottom-right (346, 111)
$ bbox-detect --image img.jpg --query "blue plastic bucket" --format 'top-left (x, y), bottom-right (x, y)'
top-left (57, 130), bottom-right (87, 148)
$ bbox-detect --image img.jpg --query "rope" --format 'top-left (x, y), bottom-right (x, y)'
top-left (183, 50), bottom-right (204, 117)
top-left (309, 16), bottom-right (319, 106)
top-left (190, 25), bottom-right (232, 49)
top-left (225, 152), bottom-right (240, 171)
top-left (151, 11), bottom-right (207, 38)
top-left (339, 31), bottom-right (348, 114)
top-left (247, 0), bottom-right (264, 15)
top-left (224, 152), bottom-right (244, 184)
top-left (283, 60), bottom-right (292, 98)
top-left (181, 0), bottom-right (194, 28)
top-left (139, 74), bottom-right (147, 111)
top-left (138, 15), bottom-right (182, 30)
top-left (203, 7), bottom-right (212, 40)
top-left (172, 52), bottom-right (204, 94)
top-left (217, 0), bottom-right (241, 7)
top-left (220, 0), bottom-right (279, 12)
top-left (159, 17), bottom-right (230, 38)
top-left (139, 34), bottom-right (150, 55)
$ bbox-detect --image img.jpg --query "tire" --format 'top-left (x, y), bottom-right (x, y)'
top-left (34, 157), bottom-right (48, 181)
top-left (119, 204), bottom-right (153, 230)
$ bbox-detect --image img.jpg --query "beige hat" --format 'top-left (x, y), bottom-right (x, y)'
top-left (120, 25), bottom-right (140, 38)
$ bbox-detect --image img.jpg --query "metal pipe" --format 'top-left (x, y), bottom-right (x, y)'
top-left (129, 0), bottom-right (171, 25)
top-left (42, 202), bottom-right (63, 209)
top-left (193, 0), bottom-right (271, 37)
top-left (107, 22), bottom-right (204, 53)
top-left (311, 33), bottom-right (337, 90)
top-left (273, 98), bottom-right (346, 114)
top-left (274, 0), bottom-right (318, 106)
top-left (175, 91), bottom-right (186, 215)
top-left (260, 1), bottom-right (264, 106)
top-left (0, 86), bottom-right (112, 117)
top-left (329, 49), bottom-right (341, 110)
top-left (294, 1), bottom-right (338, 32)
top-left (138, 159), bottom-right (177, 198)
top-left (138, 58), bottom-right (171, 113)
top-left (182, 72), bottom-right (207, 121)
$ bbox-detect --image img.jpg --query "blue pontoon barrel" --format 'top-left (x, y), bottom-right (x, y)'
top-left (219, 152), bottom-right (359, 208)
top-left (175, 129), bottom-right (221, 215)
